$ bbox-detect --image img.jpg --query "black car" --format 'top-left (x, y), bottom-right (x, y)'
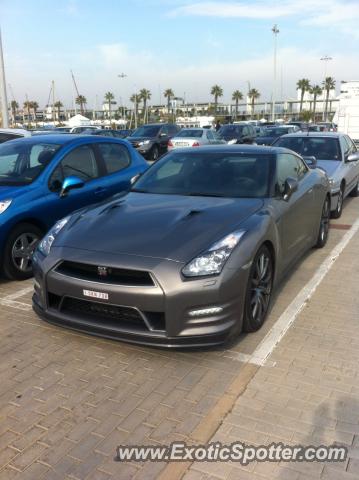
top-left (256, 126), bottom-right (300, 146)
top-left (218, 124), bottom-right (256, 144)
top-left (33, 145), bottom-right (330, 348)
top-left (127, 123), bottom-right (180, 161)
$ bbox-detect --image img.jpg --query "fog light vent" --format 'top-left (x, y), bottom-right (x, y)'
top-left (188, 307), bottom-right (223, 317)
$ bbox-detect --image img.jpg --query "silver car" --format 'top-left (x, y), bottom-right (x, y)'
top-left (168, 128), bottom-right (225, 150)
top-left (274, 132), bottom-right (359, 218)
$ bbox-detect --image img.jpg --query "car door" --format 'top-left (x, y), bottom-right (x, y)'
top-left (43, 143), bottom-right (109, 222)
top-left (343, 135), bottom-right (359, 194)
top-left (275, 153), bottom-right (314, 266)
top-left (95, 142), bottom-right (138, 197)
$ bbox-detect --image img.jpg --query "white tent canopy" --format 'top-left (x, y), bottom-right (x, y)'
top-left (67, 114), bottom-right (91, 127)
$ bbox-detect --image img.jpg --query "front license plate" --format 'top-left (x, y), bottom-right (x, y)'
top-left (83, 290), bottom-right (109, 300)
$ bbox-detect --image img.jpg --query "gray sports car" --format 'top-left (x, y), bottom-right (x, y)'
top-left (32, 145), bottom-right (330, 347)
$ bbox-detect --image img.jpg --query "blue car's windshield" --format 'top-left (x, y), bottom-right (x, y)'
top-left (0, 142), bottom-right (61, 185)
top-left (275, 137), bottom-right (340, 160)
top-left (132, 151), bottom-right (274, 198)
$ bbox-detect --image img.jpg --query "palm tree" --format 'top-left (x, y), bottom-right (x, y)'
top-left (248, 88), bottom-right (260, 117)
top-left (211, 85), bottom-right (223, 115)
top-left (75, 95), bottom-right (87, 115)
top-left (130, 93), bottom-right (140, 126)
top-left (322, 77), bottom-right (336, 121)
top-left (31, 101), bottom-right (39, 122)
top-left (23, 101), bottom-right (32, 123)
top-left (10, 100), bottom-right (18, 124)
top-left (309, 85), bottom-right (322, 121)
top-left (104, 92), bottom-right (115, 120)
top-left (164, 89), bottom-right (174, 115)
top-left (140, 89), bottom-right (151, 122)
top-left (296, 78), bottom-right (310, 113)
top-left (232, 90), bottom-right (243, 119)
top-left (54, 101), bottom-right (63, 122)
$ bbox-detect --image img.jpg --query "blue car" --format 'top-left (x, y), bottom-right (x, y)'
top-left (0, 134), bottom-right (148, 279)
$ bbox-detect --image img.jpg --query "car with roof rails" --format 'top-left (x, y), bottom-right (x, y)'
top-left (273, 132), bottom-right (359, 218)
top-left (218, 123), bottom-right (257, 144)
top-left (0, 134), bottom-right (148, 280)
top-left (256, 125), bottom-right (300, 145)
top-left (127, 123), bottom-right (180, 161)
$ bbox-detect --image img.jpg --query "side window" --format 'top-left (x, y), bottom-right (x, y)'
top-left (97, 143), bottom-right (131, 174)
top-left (0, 133), bottom-right (22, 143)
top-left (50, 145), bottom-right (99, 189)
top-left (206, 130), bottom-right (214, 141)
top-left (345, 135), bottom-right (356, 154)
top-left (168, 125), bottom-right (178, 135)
top-left (242, 126), bottom-right (249, 136)
top-left (160, 126), bottom-right (169, 136)
top-left (277, 154), bottom-right (303, 193)
top-left (339, 136), bottom-right (350, 157)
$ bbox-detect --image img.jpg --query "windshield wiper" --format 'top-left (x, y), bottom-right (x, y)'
top-left (186, 192), bottom-right (226, 197)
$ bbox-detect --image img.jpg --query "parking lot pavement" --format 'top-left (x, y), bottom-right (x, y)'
top-left (0, 197), bottom-right (358, 479)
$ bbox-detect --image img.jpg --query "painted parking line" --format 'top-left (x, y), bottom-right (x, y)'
top-left (330, 223), bottom-right (352, 230)
top-left (227, 215), bottom-right (359, 367)
top-left (0, 285), bottom-right (33, 311)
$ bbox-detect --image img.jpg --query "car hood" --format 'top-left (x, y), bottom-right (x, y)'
top-left (128, 136), bottom-right (154, 142)
top-left (0, 184), bottom-right (30, 200)
top-left (57, 192), bottom-right (264, 262)
top-left (316, 160), bottom-right (341, 178)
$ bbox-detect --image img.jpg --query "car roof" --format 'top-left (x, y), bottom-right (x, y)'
top-left (0, 128), bottom-right (31, 136)
top-left (0, 134), bottom-right (129, 146)
top-left (278, 131), bottom-right (342, 138)
top-left (168, 144), bottom-right (292, 155)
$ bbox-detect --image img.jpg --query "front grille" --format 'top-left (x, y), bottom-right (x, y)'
top-left (55, 261), bottom-right (155, 286)
top-left (47, 293), bottom-right (166, 332)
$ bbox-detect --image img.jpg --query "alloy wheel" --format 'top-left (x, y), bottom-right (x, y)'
top-left (11, 232), bottom-right (40, 273)
top-left (320, 198), bottom-right (330, 243)
top-left (249, 251), bottom-right (273, 326)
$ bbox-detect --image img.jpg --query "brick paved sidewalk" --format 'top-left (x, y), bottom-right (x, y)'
top-left (184, 231), bottom-right (359, 479)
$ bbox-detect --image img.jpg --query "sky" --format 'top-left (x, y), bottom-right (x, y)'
top-left (1, 0), bottom-right (359, 109)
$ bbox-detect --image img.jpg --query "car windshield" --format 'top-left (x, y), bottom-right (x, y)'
top-left (263, 128), bottom-right (291, 136)
top-left (132, 151), bottom-right (274, 198)
top-left (130, 126), bottom-right (161, 137)
top-left (176, 129), bottom-right (203, 138)
top-left (218, 125), bottom-right (243, 136)
top-left (274, 136), bottom-right (340, 160)
top-left (0, 142), bottom-right (61, 186)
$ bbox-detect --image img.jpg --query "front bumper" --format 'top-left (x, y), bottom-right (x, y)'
top-left (32, 247), bottom-right (248, 348)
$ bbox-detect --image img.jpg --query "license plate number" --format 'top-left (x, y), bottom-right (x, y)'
top-left (83, 290), bottom-right (109, 300)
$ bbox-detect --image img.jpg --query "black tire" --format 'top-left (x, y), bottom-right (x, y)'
top-left (349, 181), bottom-right (359, 197)
top-left (315, 196), bottom-right (330, 248)
top-left (331, 184), bottom-right (344, 219)
top-left (3, 223), bottom-right (43, 280)
top-left (243, 245), bottom-right (274, 333)
top-left (150, 145), bottom-right (159, 162)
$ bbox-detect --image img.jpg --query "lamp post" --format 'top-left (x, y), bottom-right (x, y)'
top-left (271, 24), bottom-right (279, 122)
top-left (0, 27), bottom-right (9, 128)
top-left (320, 56), bottom-right (332, 120)
top-left (118, 73), bottom-right (127, 121)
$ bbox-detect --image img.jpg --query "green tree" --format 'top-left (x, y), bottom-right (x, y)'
top-left (309, 85), bottom-right (322, 120)
top-left (54, 101), bottom-right (63, 122)
top-left (140, 88), bottom-right (151, 122)
top-left (164, 89), bottom-right (174, 115)
top-left (232, 90), bottom-right (243, 119)
top-left (10, 100), bottom-right (18, 124)
top-left (322, 77), bottom-right (336, 121)
top-left (248, 88), bottom-right (260, 117)
top-left (296, 78), bottom-right (310, 113)
top-left (23, 101), bottom-right (32, 123)
top-left (104, 92), bottom-right (115, 120)
top-left (211, 85), bottom-right (223, 115)
top-left (31, 101), bottom-right (39, 122)
top-left (75, 95), bottom-right (87, 115)
top-left (130, 93), bottom-right (140, 122)
top-left (300, 110), bottom-right (312, 122)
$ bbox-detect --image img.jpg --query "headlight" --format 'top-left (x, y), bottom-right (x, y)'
top-left (329, 178), bottom-right (335, 186)
top-left (38, 217), bottom-right (70, 256)
top-left (182, 230), bottom-right (246, 277)
top-left (0, 199), bottom-right (12, 214)
top-left (139, 140), bottom-right (151, 146)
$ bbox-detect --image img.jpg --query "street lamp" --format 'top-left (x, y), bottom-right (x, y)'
top-left (271, 24), bottom-right (279, 122)
top-left (0, 27), bottom-right (9, 128)
top-left (320, 56), bottom-right (332, 120)
top-left (118, 73), bottom-right (127, 121)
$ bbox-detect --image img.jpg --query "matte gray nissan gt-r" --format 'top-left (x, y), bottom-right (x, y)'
top-left (32, 145), bottom-right (330, 347)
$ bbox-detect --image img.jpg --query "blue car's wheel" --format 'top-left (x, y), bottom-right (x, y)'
top-left (3, 223), bottom-right (42, 280)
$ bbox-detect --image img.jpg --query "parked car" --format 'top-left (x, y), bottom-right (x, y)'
top-left (273, 132), bottom-right (359, 218)
top-left (32, 145), bottom-right (330, 347)
top-left (54, 127), bottom-right (72, 133)
top-left (70, 126), bottom-right (101, 134)
top-left (81, 129), bottom-right (131, 138)
top-left (288, 121), bottom-right (309, 131)
top-left (0, 128), bottom-right (31, 144)
top-left (255, 126), bottom-right (300, 145)
top-left (218, 124), bottom-right (256, 144)
top-left (168, 128), bottom-right (225, 150)
top-left (127, 123), bottom-right (180, 161)
top-left (0, 135), bottom-right (148, 280)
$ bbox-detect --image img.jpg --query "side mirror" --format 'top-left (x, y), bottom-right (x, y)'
top-left (347, 152), bottom-right (359, 162)
top-left (283, 177), bottom-right (298, 201)
top-left (303, 155), bottom-right (317, 168)
top-left (130, 173), bottom-right (141, 185)
top-left (60, 176), bottom-right (84, 197)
